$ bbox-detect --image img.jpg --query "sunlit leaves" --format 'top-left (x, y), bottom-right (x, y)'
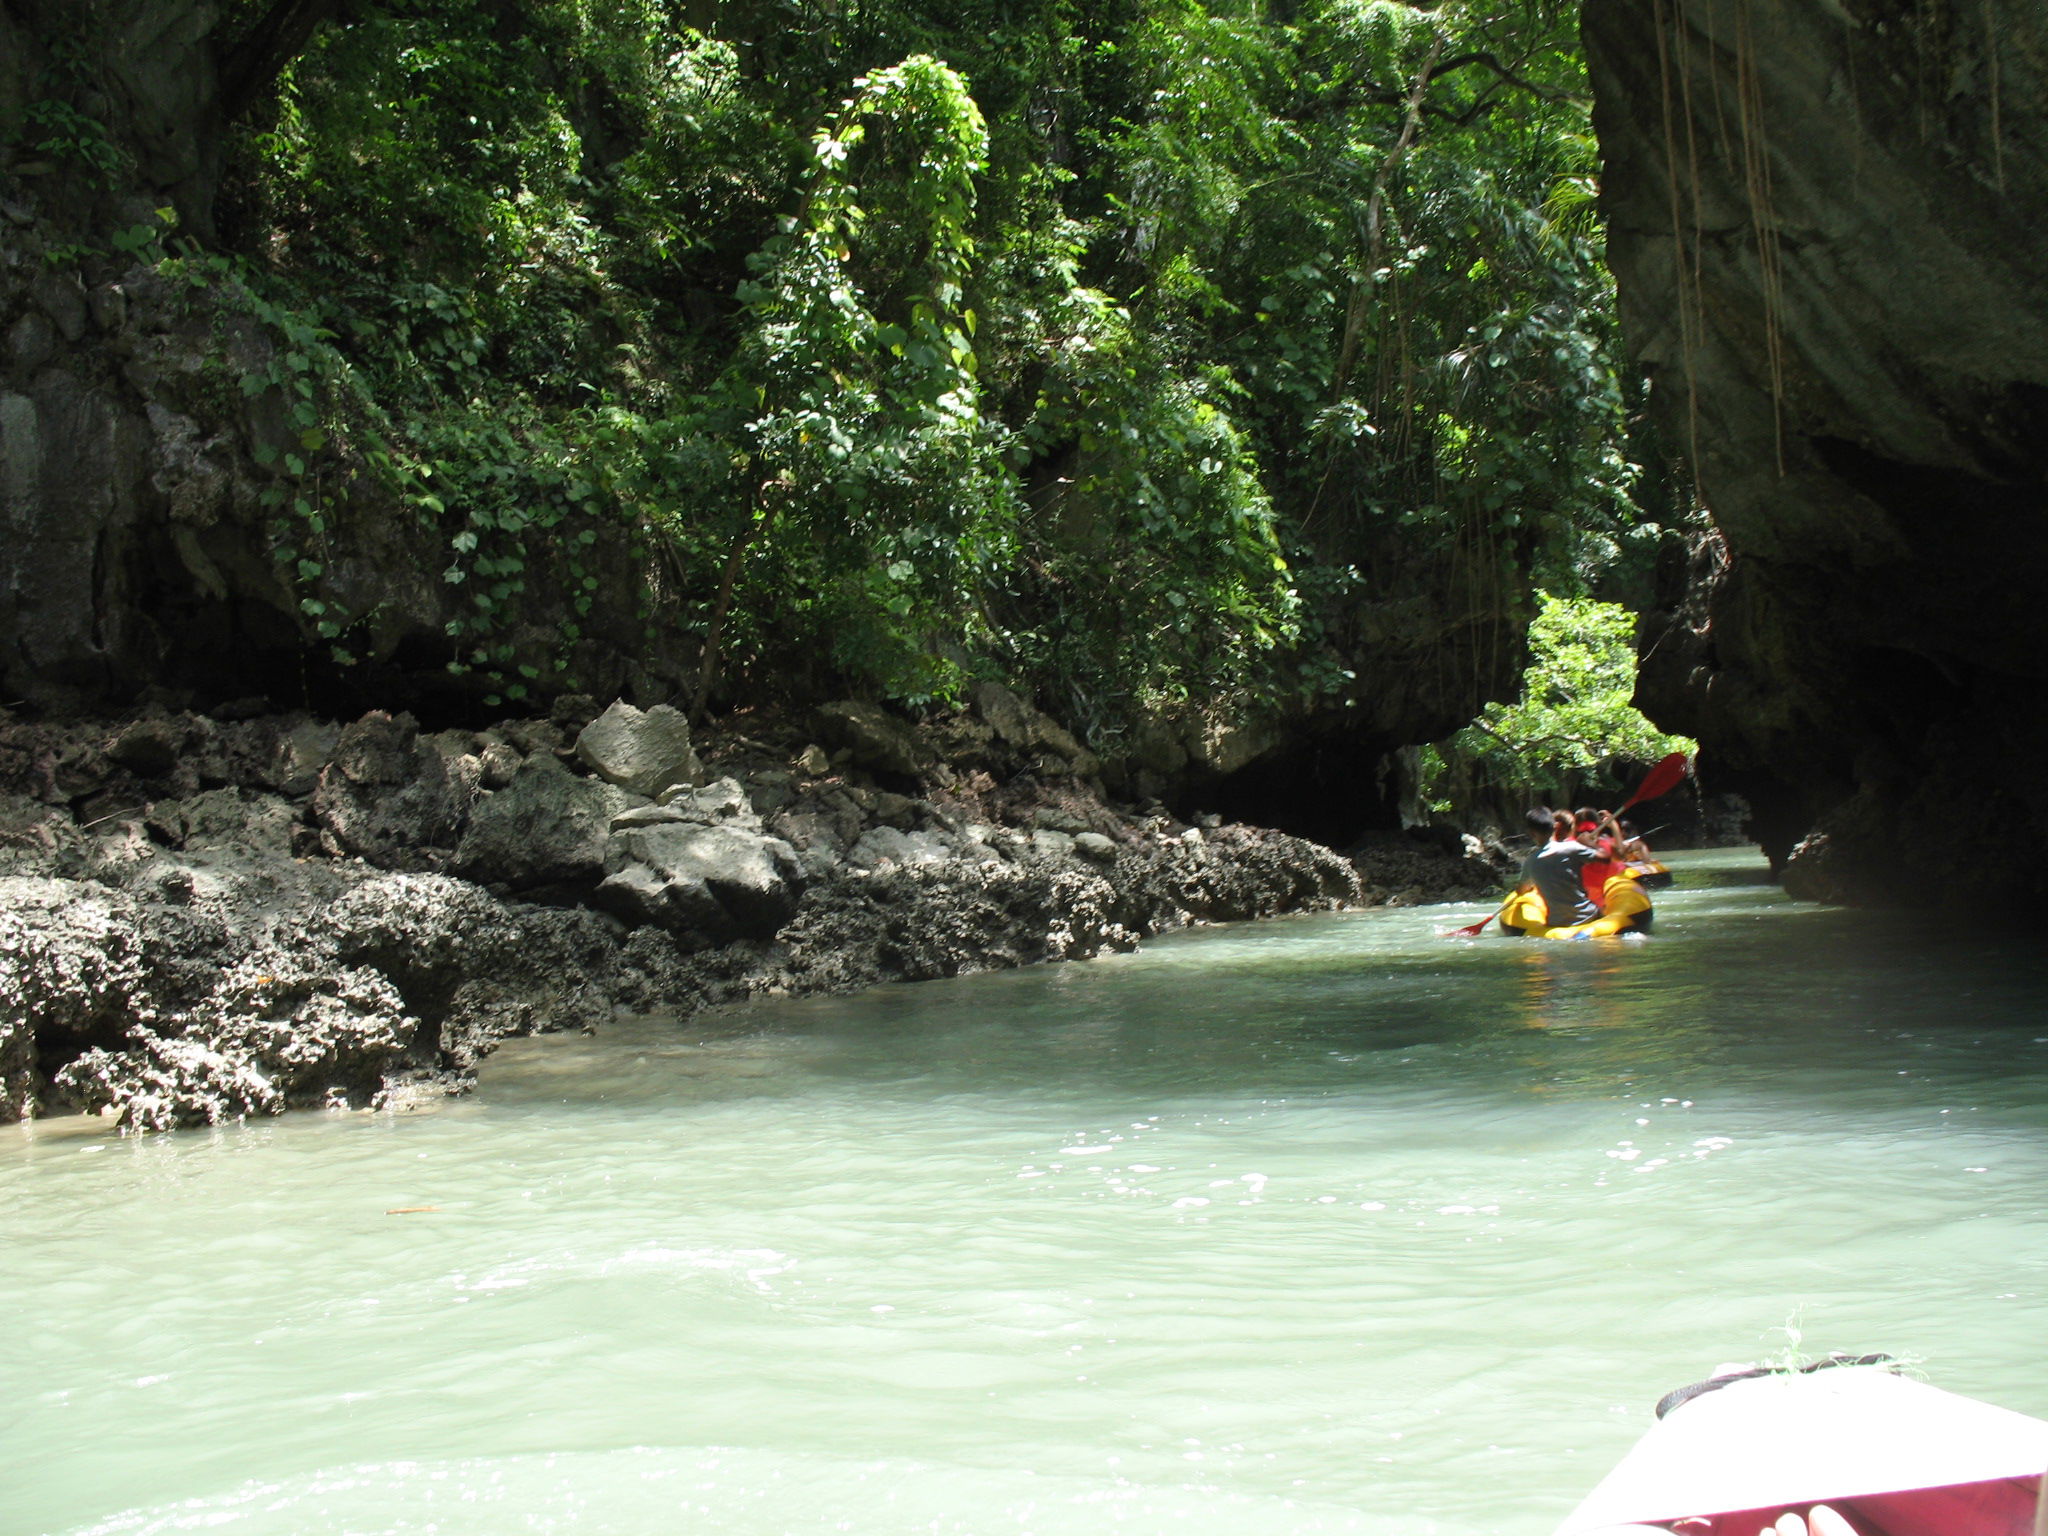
top-left (1421, 593), bottom-right (1696, 811)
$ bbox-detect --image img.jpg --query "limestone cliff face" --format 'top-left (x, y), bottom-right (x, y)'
top-left (0, 228), bottom-right (656, 716)
top-left (0, 3), bottom-right (1528, 839)
top-left (1584, 0), bottom-right (2048, 902)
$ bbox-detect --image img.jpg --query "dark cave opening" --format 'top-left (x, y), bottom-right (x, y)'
top-left (1190, 733), bottom-right (1408, 849)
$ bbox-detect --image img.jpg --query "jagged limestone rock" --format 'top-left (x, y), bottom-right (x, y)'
top-left (847, 825), bottom-right (958, 870)
top-left (649, 776), bottom-right (760, 828)
top-left (55, 960), bottom-right (414, 1133)
top-left (266, 718), bottom-right (341, 797)
top-left (143, 787), bottom-right (300, 853)
top-left (970, 680), bottom-right (1038, 748)
top-left (1073, 832), bottom-right (1119, 864)
top-left (0, 878), bottom-right (178, 1120)
top-left (305, 872), bottom-right (620, 1059)
top-left (574, 700), bottom-right (702, 799)
top-left (596, 823), bottom-right (807, 940)
top-left (1586, 0), bottom-right (2048, 897)
top-left (453, 758), bottom-right (635, 895)
top-left (312, 711), bottom-right (478, 868)
top-left (813, 700), bottom-right (934, 779)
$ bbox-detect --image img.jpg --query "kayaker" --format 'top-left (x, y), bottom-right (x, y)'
top-left (1515, 807), bottom-right (1555, 881)
top-left (1618, 819), bottom-right (1653, 864)
top-left (1533, 808), bottom-right (1656, 939)
top-left (1615, 817), bottom-right (1676, 889)
top-left (1573, 807), bottom-right (1630, 908)
top-left (1528, 809), bottom-right (1602, 927)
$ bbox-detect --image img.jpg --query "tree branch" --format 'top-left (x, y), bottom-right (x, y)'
top-left (1339, 50), bottom-right (1587, 120)
top-left (1426, 51), bottom-right (1583, 108)
top-left (220, 0), bottom-right (358, 122)
top-left (1329, 31), bottom-right (1444, 399)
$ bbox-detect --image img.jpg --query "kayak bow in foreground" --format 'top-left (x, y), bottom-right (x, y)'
top-left (1557, 1361), bottom-right (2048, 1536)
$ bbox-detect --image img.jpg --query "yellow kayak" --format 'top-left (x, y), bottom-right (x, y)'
top-left (1498, 867), bottom-right (1655, 940)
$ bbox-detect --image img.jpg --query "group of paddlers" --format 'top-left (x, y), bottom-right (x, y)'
top-left (1496, 805), bottom-right (1665, 940)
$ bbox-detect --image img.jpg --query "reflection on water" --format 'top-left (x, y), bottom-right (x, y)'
top-left (5, 849), bottom-right (2047, 1536)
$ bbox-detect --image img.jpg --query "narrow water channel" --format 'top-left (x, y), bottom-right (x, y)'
top-left (7, 850), bottom-right (2047, 1535)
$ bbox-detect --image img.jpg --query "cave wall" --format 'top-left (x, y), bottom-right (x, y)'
top-left (1583, 0), bottom-right (2048, 902)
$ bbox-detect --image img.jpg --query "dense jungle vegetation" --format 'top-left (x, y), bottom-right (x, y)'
top-left (27, 0), bottom-right (1689, 802)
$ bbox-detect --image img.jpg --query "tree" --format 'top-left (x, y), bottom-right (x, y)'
top-left (1420, 592), bottom-right (1695, 816)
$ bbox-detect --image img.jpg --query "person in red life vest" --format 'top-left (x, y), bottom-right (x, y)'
top-left (1574, 806), bottom-right (1623, 853)
top-left (1573, 807), bottom-right (1627, 908)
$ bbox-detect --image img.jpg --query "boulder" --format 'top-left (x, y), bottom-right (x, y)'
top-left (549, 693), bottom-right (601, 732)
top-left (574, 700), bottom-right (701, 799)
top-left (0, 793), bottom-right (85, 877)
top-left (1030, 829), bottom-right (1076, 861)
top-left (595, 823), bottom-right (807, 940)
top-left (306, 873), bottom-right (620, 1058)
top-left (144, 786), bottom-right (300, 855)
top-left (652, 776), bottom-right (760, 829)
top-left (0, 880), bottom-right (159, 1120)
top-left (970, 680), bottom-right (1038, 748)
top-left (265, 718), bottom-right (340, 797)
top-left (968, 682), bottom-right (1100, 776)
top-left (328, 709), bottom-right (415, 785)
top-left (1186, 712), bottom-right (1284, 778)
top-left (813, 700), bottom-right (934, 779)
top-left (610, 778), bottom-right (761, 834)
top-left (452, 759), bottom-right (635, 895)
top-left (742, 768), bottom-right (796, 816)
top-left (847, 826), bottom-right (958, 870)
top-left (475, 738), bottom-right (521, 789)
top-left (1032, 805), bottom-right (1094, 835)
top-left (499, 718), bottom-right (566, 757)
top-left (311, 711), bottom-right (478, 868)
top-left (1073, 832), bottom-right (1119, 864)
top-left (1032, 717), bottom-right (1101, 777)
top-left (106, 715), bottom-right (186, 777)
top-left (764, 809), bottom-right (851, 872)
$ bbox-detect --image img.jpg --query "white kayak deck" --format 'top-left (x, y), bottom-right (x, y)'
top-left (1556, 1367), bottom-right (2048, 1535)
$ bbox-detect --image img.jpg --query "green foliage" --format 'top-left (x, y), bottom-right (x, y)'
top-left (196, 0), bottom-right (1670, 741)
top-left (717, 54), bottom-right (1011, 701)
top-left (6, 33), bottom-right (127, 184)
top-left (1419, 593), bottom-right (1695, 813)
top-left (1008, 287), bottom-right (1299, 730)
top-left (19, 96), bottom-right (123, 180)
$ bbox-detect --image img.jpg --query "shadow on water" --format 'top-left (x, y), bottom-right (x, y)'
top-left (486, 847), bottom-right (2048, 1128)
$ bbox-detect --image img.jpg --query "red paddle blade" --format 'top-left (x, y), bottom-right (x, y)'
top-left (1443, 913), bottom-right (1495, 938)
top-left (1618, 751), bottom-right (1688, 813)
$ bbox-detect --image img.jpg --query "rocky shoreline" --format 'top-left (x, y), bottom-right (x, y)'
top-left (0, 690), bottom-right (1503, 1134)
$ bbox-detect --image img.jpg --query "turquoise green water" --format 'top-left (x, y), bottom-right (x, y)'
top-left (6, 849), bottom-right (2047, 1535)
